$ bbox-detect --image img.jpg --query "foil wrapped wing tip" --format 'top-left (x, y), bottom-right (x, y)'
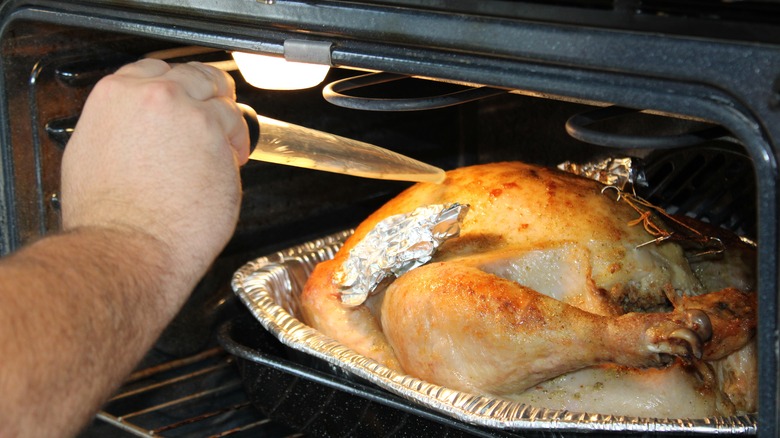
top-left (334, 203), bottom-right (469, 306)
top-left (558, 156), bottom-right (646, 192)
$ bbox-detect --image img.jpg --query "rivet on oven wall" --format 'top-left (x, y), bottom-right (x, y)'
top-left (50, 192), bottom-right (61, 211)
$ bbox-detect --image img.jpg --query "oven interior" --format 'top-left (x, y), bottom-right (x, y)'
top-left (0, 2), bottom-right (776, 437)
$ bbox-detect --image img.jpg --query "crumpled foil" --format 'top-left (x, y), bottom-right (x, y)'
top-left (334, 203), bottom-right (469, 306)
top-left (557, 156), bottom-right (647, 191)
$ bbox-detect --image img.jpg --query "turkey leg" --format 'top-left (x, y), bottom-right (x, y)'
top-left (381, 262), bottom-right (719, 395)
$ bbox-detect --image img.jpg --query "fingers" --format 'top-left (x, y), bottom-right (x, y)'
top-left (110, 59), bottom-right (248, 163)
top-left (114, 58), bottom-right (171, 78)
top-left (154, 61), bottom-right (247, 160)
top-left (206, 97), bottom-right (251, 164)
top-left (170, 62), bottom-right (246, 162)
top-left (116, 59), bottom-right (236, 101)
top-left (162, 62), bottom-right (236, 101)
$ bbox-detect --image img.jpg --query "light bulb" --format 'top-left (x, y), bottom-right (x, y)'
top-left (232, 51), bottom-right (330, 90)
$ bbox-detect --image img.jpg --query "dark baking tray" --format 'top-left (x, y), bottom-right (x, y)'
top-left (218, 314), bottom-right (528, 438)
top-left (220, 313), bottom-right (744, 438)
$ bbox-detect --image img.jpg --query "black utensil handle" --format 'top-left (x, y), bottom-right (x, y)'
top-left (238, 103), bottom-right (260, 154)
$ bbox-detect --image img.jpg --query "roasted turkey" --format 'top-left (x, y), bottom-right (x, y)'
top-left (300, 161), bottom-right (757, 418)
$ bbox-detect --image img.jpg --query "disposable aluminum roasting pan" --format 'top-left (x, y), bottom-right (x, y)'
top-left (224, 230), bottom-right (757, 436)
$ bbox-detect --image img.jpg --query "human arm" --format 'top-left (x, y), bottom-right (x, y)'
top-left (0, 59), bottom-right (249, 437)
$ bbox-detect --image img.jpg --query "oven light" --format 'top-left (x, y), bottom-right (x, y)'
top-left (232, 51), bottom-right (330, 90)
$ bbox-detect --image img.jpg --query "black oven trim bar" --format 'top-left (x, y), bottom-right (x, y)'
top-left (0, 1), bottom-right (777, 435)
top-left (4, 2), bottom-right (779, 155)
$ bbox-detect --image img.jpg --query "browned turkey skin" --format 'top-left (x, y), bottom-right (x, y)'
top-left (300, 161), bottom-right (757, 417)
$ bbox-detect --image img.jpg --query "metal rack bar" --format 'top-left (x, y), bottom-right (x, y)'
top-left (112, 362), bottom-right (233, 401)
top-left (93, 347), bottom-right (290, 437)
top-left (119, 382), bottom-right (243, 421)
top-left (124, 347), bottom-right (225, 382)
top-left (153, 401), bottom-right (253, 433)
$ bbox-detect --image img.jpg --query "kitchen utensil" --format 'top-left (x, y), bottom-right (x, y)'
top-left (239, 105), bottom-right (445, 183)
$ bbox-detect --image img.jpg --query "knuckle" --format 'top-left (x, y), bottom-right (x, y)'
top-left (186, 61), bottom-right (234, 96)
top-left (139, 79), bottom-right (184, 105)
top-left (190, 106), bottom-right (215, 127)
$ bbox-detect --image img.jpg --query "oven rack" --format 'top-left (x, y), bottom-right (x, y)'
top-left (80, 347), bottom-right (303, 438)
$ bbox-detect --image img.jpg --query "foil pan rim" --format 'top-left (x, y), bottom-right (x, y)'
top-left (230, 230), bottom-right (757, 434)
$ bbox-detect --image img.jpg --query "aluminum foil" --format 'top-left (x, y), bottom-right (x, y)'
top-left (334, 203), bottom-right (469, 306)
top-left (231, 232), bottom-right (757, 435)
top-left (558, 156), bottom-right (647, 191)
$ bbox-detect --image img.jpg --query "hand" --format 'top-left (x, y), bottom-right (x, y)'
top-left (60, 59), bottom-right (249, 289)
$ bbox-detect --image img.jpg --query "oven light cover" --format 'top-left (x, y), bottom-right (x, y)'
top-left (232, 51), bottom-right (330, 90)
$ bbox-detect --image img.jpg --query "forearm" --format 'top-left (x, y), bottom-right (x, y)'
top-left (0, 59), bottom-right (247, 437)
top-left (0, 227), bottom-right (192, 437)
